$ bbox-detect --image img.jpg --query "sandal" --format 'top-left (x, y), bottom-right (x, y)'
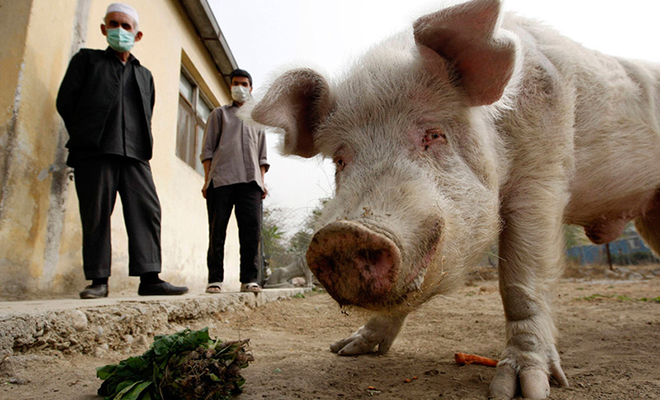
top-left (240, 282), bottom-right (262, 293)
top-left (206, 282), bottom-right (222, 294)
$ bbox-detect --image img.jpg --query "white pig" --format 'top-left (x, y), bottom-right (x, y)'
top-left (248, 0), bottom-right (660, 398)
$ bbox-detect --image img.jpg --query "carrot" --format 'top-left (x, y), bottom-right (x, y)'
top-left (454, 352), bottom-right (498, 367)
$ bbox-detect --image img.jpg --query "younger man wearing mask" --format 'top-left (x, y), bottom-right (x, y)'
top-left (200, 69), bottom-right (269, 293)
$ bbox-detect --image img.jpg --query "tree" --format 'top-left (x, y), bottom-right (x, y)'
top-left (262, 198), bottom-right (330, 271)
top-left (289, 230), bottom-right (312, 255)
top-left (563, 224), bottom-right (586, 250)
top-left (286, 198), bottom-right (330, 257)
top-left (261, 207), bottom-right (293, 270)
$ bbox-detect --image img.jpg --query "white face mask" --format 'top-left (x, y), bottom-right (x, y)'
top-left (231, 85), bottom-right (251, 103)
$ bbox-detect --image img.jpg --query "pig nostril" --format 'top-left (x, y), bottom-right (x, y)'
top-left (306, 220), bottom-right (402, 308)
top-left (355, 249), bottom-right (395, 280)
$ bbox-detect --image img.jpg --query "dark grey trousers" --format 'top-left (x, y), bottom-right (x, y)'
top-left (73, 155), bottom-right (162, 279)
top-left (206, 181), bottom-right (262, 284)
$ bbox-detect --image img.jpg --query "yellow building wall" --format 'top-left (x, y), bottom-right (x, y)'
top-left (0, 0), bottom-right (81, 298)
top-left (0, 0), bottom-right (32, 182)
top-left (0, 0), bottom-right (32, 292)
top-left (0, 0), bottom-right (242, 299)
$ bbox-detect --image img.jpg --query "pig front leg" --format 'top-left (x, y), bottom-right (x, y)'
top-left (330, 313), bottom-right (407, 355)
top-left (490, 197), bottom-right (570, 399)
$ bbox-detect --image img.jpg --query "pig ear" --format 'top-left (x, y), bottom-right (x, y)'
top-left (251, 68), bottom-right (332, 158)
top-left (413, 0), bottom-right (516, 106)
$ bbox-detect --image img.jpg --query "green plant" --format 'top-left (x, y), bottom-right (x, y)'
top-left (639, 297), bottom-right (660, 303)
top-left (575, 294), bottom-right (660, 303)
top-left (97, 328), bottom-right (252, 400)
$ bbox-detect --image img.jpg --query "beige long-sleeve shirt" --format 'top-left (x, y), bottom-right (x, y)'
top-left (200, 103), bottom-right (269, 192)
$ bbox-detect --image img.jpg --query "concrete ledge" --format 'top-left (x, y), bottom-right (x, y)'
top-left (0, 288), bottom-right (307, 359)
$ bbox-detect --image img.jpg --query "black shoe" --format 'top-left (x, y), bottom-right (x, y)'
top-left (80, 284), bottom-right (108, 299)
top-left (138, 281), bottom-right (189, 296)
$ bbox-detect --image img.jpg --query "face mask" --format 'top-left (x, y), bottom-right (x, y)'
top-left (231, 85), bottom-right (251, 103)
top-left (106, 27), bottom-right (135, 52)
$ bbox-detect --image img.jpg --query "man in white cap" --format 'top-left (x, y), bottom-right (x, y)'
top-left (56, 3), bottom-right (188, 298)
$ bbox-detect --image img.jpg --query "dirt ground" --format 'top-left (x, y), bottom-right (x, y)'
top-left (2, 264), bottom-right (659, 400)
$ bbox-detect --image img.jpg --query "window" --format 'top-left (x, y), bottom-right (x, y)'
top-left (176, 69), bottom-right (213, 175)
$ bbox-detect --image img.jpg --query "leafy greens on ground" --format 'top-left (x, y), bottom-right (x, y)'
top-left (97, 328), bottom-right (252, 400)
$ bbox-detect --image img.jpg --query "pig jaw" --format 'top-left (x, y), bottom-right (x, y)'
top-left (306, 218), bottom-right (441, 311)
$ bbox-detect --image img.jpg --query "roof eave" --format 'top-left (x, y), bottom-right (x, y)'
top-left (178, 0), bottom-right (238, 88)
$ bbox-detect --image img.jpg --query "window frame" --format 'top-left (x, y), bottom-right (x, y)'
top-left (176, 66), bottom-right (214, 175)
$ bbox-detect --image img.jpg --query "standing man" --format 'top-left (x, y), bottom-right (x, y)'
top-left (201, 69), bottom-right (269, 293)
top-left (57, 3), bottom-right (188, 298)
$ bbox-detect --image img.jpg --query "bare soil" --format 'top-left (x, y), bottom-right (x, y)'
top-left (2, 264), bottom-right (660, 400)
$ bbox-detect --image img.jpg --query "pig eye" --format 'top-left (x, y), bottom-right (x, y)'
top-left (423, 128), bottom-right (446, 151)
top-left (333, 156), bottom-right (347, 172)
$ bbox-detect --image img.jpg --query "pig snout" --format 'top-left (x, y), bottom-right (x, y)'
top-left (306, 220), bottom-right (402, 309)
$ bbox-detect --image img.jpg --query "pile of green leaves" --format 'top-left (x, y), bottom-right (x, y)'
top-left (97, 328), bottom-right (253, 400)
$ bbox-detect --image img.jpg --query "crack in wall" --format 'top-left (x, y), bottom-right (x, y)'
top-left (0, 62), bottom-right (26, 227)
top-left (42, 0), bottom-right (91, 284)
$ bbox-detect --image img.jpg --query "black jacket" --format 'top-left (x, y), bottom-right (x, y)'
top-left (56, 48), bottom-right (155, 156)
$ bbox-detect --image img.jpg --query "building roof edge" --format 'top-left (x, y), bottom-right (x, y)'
top-left (178, 0), bottom-right (239, 88)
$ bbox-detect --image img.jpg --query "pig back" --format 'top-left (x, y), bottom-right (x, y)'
top-left (501, 14), bottom-right (660, 226)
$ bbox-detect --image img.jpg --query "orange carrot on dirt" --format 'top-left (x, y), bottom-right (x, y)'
top-left (454, 352), bottom-right (499, 367)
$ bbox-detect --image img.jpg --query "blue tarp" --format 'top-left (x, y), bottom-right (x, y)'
top-left (567, 235), bottom-right (656, 265)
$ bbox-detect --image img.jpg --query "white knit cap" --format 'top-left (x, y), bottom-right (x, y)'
top-left (106, 3), bottom-right (139, 25)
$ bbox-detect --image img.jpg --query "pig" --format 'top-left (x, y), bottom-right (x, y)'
top-left (248, 0), bottom-right (660, 398)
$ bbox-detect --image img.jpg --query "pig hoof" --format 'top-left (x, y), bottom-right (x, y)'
top-left (330, 335), bottom-right (375, 355)
top-left (550, 360), bottom-right (569, 388)
top-left (489, 364), bottom-right (566, 399)
top-left (489, 364), bottom-right (517, 399)
top-left (330, 332), bottom-right (394, 355)
top-left (519, 369), bottom-right (550, 399)
top-left (330, 315), bottom-right (405, 356)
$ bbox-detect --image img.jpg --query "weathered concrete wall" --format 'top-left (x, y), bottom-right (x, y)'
top-left (0, 0), bottom-right (82, 298)
top-left (0, 0), bottom-right (33, 297)
top-left (0, 0), bottom-right (32, 201)
top-left (0, 0), bottom-right (241, 299)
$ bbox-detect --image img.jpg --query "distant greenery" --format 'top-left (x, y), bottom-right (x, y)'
top-left (563, 225), bottom-right (589, 249)
top-left (262, 198), bottom-right (328, 270)
top-left (261, 207), bottom-right (290, 269)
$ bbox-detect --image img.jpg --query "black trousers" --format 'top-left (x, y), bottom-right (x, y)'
top-left (206, 181), bottom-right (262, 284)
top-left (73, 155), bottom-right (162, 279)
